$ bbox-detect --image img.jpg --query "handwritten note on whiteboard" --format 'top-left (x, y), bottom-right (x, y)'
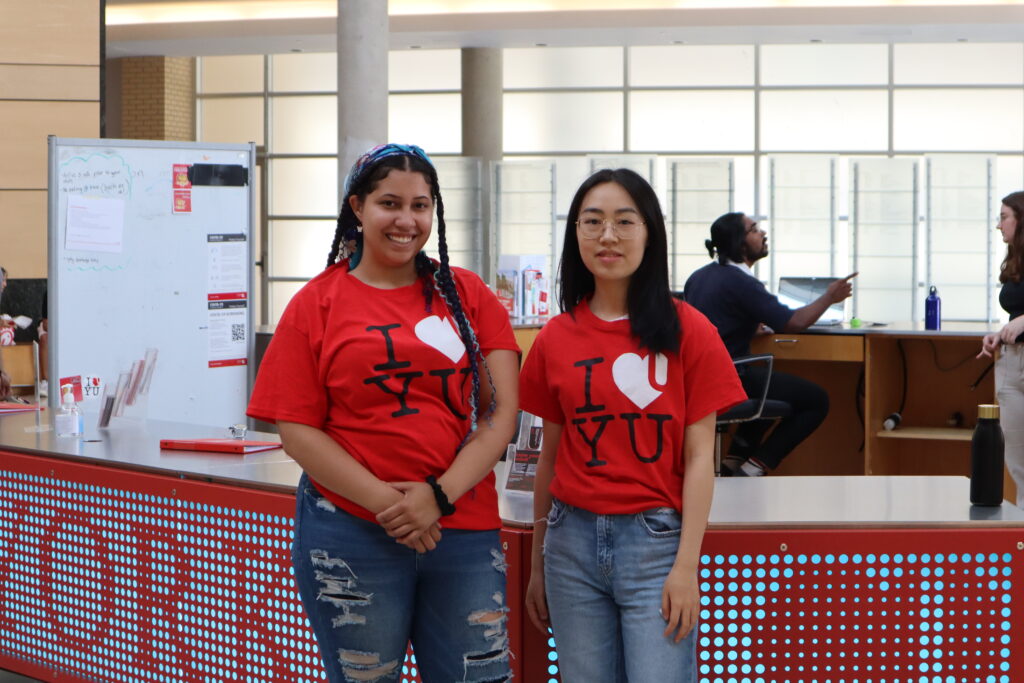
top-left (65, 195), bottom-right (126, 254)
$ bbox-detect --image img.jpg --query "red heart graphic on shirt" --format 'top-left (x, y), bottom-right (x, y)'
top-left (612, 352), bottom-right (665, 409)
top-left (414, 315), bottom-right (465, 364)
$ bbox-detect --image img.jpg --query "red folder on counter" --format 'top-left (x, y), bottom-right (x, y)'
top-left (0, 400), bottom-right (43, 413)
top-left (159, 438), bottom-right (281, 454)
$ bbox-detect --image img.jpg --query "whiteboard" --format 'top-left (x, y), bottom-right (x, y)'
top-left (48, 137), bottom-right (256, 427)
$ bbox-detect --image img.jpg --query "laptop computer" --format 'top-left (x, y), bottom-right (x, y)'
top-left (777, 276), bottom-right (845, 325)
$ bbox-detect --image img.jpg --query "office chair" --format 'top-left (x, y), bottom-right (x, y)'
top-left (715, 354), bottom-right (792, 475)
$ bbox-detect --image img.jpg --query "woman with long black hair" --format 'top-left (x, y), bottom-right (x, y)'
top-left (520, 168), bottom-right (745, 681)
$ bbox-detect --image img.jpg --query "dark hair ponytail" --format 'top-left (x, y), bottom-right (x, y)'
top-left (708, 212), bottom-right (747, 265)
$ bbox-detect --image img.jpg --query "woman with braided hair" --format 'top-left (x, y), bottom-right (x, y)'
top-left (248, 144), bottom-right (518, 682)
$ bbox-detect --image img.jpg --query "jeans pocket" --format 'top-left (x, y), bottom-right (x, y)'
top-left (636, 507), bottom-right (682, 538)
top-left (546, 498), bottom-right (570, 529)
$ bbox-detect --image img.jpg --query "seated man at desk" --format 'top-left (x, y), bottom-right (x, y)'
top-left (684, 212), bottom-right (855, 476)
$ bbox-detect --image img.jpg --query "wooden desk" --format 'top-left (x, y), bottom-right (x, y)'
top-left (512, 322), bottom-right (1011, 498)
top-left (751, 324), bottom-right (1009, 498)
top-left (0, 342), bottom-right (38, 392)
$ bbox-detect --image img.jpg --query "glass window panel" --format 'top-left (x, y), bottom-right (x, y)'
top-left (732, 156), bottom-right (756, 220)
top-left (895, 43), bottom-right (1024, 85)
top-left (855, 198), bottom-right (917, 238)
top-left (761, 91), bottom-right (888, 151)
top-left (855, 257), bottom-right (915, 286)
top-left (761, 44), bottom-right (888, 86)
top-left (269, 158), bottom-right (338, 217)
top-left (270, 281), bottom-right (304, 327)
top-left (271, 52), bottom-right (336, 92)
top-left (389, 94), bottom-right (462, 155)
top-left (932, 284), bottom-right (988, 321)
top-left (768, 156), bottom-right (837, 282)
top-left (553, 156), bottom-right (592, 217)
top-left (269, 220), bottom-right (336, 279)
top-left (629, 45), bottom-right (754, 87)
top-left (504, 92), bottom-right (623, 153)
top-left (270, 95), bottom-right (337, 155)
top-left (925, 155), bottom-right (995, 321)
top-left (774, 253), bottom-right (835, 279)
top-left (199, 97), bottom-right (264, 145)
top-left (587, 155), bottom-right (654, 182)
top-left (894, 90), bottom-right (1024, 152)
top-left (427, 156), bottom-right (483, 274)
top-left (631, 91), bottom-right (753, 152)
top-left (504, 47), bottom-right (623, 89)
top-left (494, 161), bottom-right (554, 259)
top-left (856, 285), bottom-right (913, 323)
top-left (930, 221), bottom-right (989, 254)
top-left (854, 158), bottom-right (917, 192)
top-left (996, 156), bottom-right (1024, 201)
top-left (668, 158), bottom-right (734, 289)
top-left (674, 255), bottom-right (711, 291)
top-left (199, 55), bottom-right (263, 93)
top-left (851, 158), bottom-right (918, 322)
top-left (927, 154), bottom-right (992, 188)
top-left (389, 49), bottom-right (460, 91)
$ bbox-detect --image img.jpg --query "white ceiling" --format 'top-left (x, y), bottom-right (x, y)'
top-left (105, 2), bottom-right (1024, 57)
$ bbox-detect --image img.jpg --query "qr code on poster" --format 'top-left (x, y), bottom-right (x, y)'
top-left (231, 323), bottom-right (246, 342)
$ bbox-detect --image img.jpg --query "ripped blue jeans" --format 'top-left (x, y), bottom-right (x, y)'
top-left (292, 474), bottom-right (512, 683)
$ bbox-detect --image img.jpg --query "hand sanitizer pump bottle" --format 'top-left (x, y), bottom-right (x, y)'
top-left (56, 383), bottom-right (83, 437)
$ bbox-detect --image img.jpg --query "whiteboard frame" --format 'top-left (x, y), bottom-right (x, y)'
top-left (47, 136), bottom-right (257, 427)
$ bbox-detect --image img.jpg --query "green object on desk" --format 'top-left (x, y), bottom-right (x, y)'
top-left (850, 317), bottom-right (862, 328)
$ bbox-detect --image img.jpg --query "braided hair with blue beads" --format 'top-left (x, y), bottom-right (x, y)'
top-left (327, 144), bottom-right (495, 436)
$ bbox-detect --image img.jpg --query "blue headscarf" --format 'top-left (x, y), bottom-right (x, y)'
top-left (342, 143), bottom-right (434, 198)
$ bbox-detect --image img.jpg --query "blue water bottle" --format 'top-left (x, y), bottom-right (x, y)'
top-left (925, 285), bottom-right (941, 330)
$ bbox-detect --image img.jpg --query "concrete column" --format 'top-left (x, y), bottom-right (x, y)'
top-left (461, 47), bottom-right (503, 281)
top-left (337, 0), bottom-right (389, 193)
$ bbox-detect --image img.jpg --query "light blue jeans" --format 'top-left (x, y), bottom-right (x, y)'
top-left (544, 498), bottom-right (698, 683)
top-left (292, 474), bottom-right (512, 682)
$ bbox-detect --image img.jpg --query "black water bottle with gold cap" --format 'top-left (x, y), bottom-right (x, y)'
top-left (970, 404), bottom-right (1004, 506)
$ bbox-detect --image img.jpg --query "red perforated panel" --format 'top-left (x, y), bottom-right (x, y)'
top-left (2, 450), bottom-right (1022, 683)
top-left (697, 530), bottom-right (1023, 682)
top-left (0, 450), bottom-right (320, 683)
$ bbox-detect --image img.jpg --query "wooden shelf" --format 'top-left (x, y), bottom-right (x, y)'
top-left (876, 427), bottom-right (973, 442)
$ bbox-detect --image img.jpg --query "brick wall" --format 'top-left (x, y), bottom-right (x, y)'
top-left (120, 56), bottom-right (195, 141)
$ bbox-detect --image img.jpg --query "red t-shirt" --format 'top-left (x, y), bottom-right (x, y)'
top-left (247, 263), bottom-right (519, 530)
top-left (519, 298), bottom-right (745, 514)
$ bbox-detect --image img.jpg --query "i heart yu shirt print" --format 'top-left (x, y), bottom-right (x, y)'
top-left (612, 352), bottom-right (668, 409)
top-left (414, 315), bottom-right (465, 363)
top-left (359, 315), bottom-right (471, 421)
top-left (568, 351), bottom-right (675, 467)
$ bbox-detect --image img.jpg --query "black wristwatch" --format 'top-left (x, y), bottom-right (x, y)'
top-left (425, 475), bottom-right (456, 517)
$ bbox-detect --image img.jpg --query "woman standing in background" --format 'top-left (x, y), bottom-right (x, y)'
top-left (979, 191), bottom-right (1024, 507)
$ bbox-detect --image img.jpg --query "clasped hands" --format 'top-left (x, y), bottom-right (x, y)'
top-left (376, 481), bottom-right (443, 554)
